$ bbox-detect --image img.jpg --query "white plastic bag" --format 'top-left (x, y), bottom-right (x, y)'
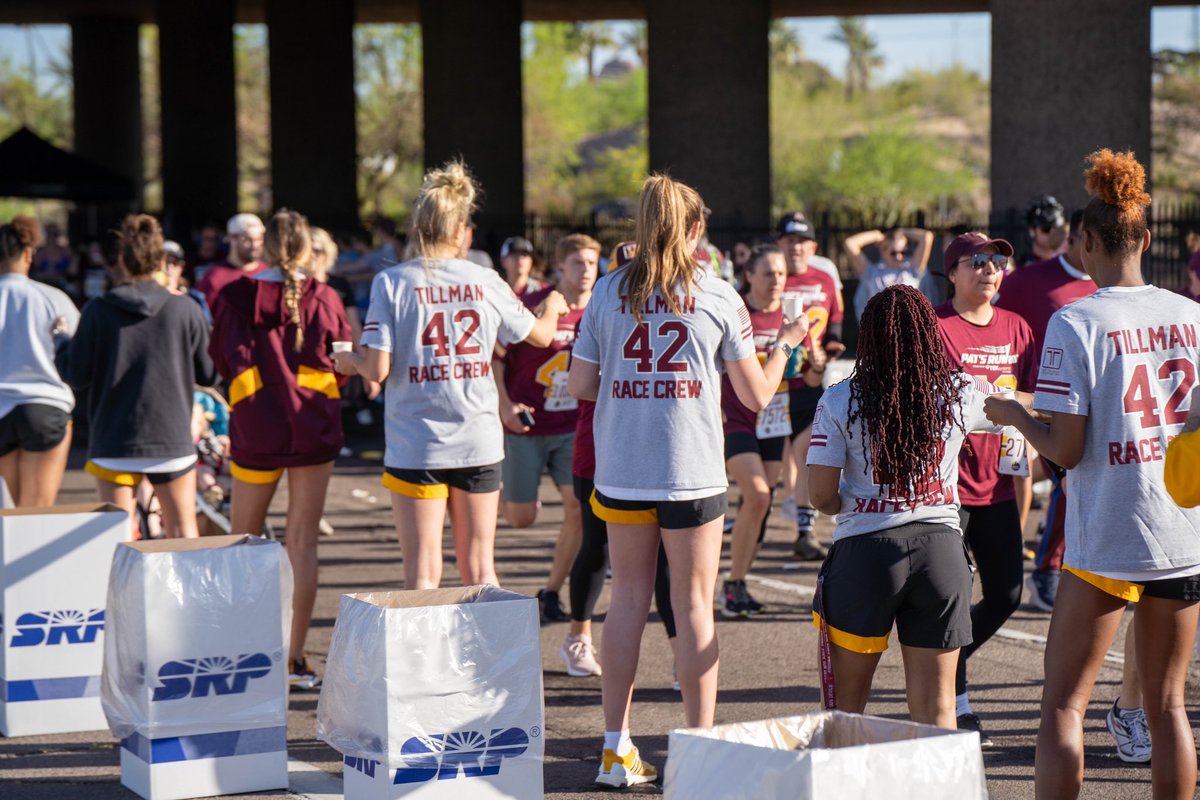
top-left (665, 711), bottom-right (987, 800)
top-left (101, 534), bottom-right (293, 742)
top-left (318, 587), bottom-right (544, 797)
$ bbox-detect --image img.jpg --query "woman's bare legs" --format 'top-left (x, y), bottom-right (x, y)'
top-left (1135, 596), bottom-right (1200, 800)
top-left (391, 493), bottom-right (450, 590)
top-left (601, 521), bottom-right (660, 733)
top-left (279, 462), bottom-right (335, 661)
top-left (447, 488), bottom-right (501, 586)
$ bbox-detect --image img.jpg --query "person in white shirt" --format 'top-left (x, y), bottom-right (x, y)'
top-left (986, 149), bottom-right (1200, 799)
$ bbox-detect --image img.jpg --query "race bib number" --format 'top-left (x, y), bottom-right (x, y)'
top-left (997, 430), bottom-right (1030, 477)
top-left (756, 391), bottom-right (791, 439)
top-left (537, 352), bottom-right (577, 412)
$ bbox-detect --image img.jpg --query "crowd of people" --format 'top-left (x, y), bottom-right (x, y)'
top-left (1, 146), bottom-right (1199, 799)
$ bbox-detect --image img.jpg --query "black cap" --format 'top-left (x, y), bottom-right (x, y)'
top-left (776, 212), bottom-right (815, 240)
top-left (500, 236), bottom-right (534, 258)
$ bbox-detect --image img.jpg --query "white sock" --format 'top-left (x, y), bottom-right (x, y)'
top-left (955, 693), bottom-right (971, 717)
top-left (604, 730), bottom-right (633, 756)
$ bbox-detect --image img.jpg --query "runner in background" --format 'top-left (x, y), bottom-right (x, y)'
top-left (334, 161), bottom-right (569, 592)
top-left (809, 285), bottom-right (1004, 730)
top-left (500, 236), bottom-right (545, 298)
top-left (569, 176), bottom-right (808, 788)
top-left (195, 213), bottom-right (268, 310)
top-left (776, 211), bottom-right (846, 563)
top-left (561, 240), bottom-right (677, 681)
top-left (985, 149), bottom-right (1200, 799)
top-left (495, 233), bottom-right (598, 623)
top-left (722, 244), bottom-right (822, 617)
top-left (844, 226), bottom-right (935, 321)
top-left (1020, 194), bottom-right (1069, 266)
top-left (996, 210), bottom-right (1096, 609)
top-left (1166, 388), bottom-right (1200, 507)
top-left (209, 209), bottom-right (351, 690)
top-left (935, 231), bottom-right (1035, 747)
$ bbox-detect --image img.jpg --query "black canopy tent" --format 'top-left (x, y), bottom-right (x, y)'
top-left (0, 126), bottom-right (134, 203)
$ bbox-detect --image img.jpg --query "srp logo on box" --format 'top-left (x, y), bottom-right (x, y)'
top-left (151, 653), bottom-right (273, 701)
top-left (389, 727), bottom-right (530, 784)
top-left (9, 609), bottom-right (105, 647)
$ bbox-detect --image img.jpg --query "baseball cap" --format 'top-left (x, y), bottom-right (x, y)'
top-left (609, 240), bottom-right (636, 273)
top-left (163, 240), bottom-right (185, 262)
top-left (942, 232), bottom-right (1015, 273)
top-left (227, 213), bottom-right (265, 237)
top-left (776, 212), bottom-right (815, 240)
top-left (500, 236), bottom-right (534, 258)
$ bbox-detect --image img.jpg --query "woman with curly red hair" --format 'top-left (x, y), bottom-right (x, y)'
top-left (987, 149), bottom-right (1200, 799)
top-left (807, 284), bottom-right (1003, 729)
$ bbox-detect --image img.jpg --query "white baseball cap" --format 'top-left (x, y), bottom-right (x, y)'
top-left (227, 213), bottom-right (265, 236)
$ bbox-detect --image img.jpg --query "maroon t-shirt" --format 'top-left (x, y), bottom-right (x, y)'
top-left (722, 303), bottom-right (790, 436)
top-left (572, 398), bottom-right (596, 479)
top-left (994, 256), bottom-right (1095, 374)
top-left (936, 303), bottom-right (1038, 506)
top-left (782, 268), bottom-right (841, 390)
top-left (197, 260), bottom-right (269, 312)
top-left (499, 286), bottom-right (585, 437)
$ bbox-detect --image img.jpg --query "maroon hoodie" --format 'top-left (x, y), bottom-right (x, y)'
top-left (210, 274), bottom-right (351, 468)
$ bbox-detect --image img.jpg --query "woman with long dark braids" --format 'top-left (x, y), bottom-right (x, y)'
top-left (808, 284), bottom-right (1004, 728)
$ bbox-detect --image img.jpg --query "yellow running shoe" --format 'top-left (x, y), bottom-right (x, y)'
top-left (595, 746), bottom-right (658, 788)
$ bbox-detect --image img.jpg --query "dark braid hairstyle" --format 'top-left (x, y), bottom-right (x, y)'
top-left (848, 285), bottom-right (968, 498)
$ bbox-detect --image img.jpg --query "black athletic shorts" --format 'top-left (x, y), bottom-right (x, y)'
top-left (0, 403), bottom-right (70, 456)
top-left (790, 386), bottom-right (824, 439)
top-left (1063, 566), bottom-right (1200, 603)
top-left (590, 488), bottom-right (727, 530)
top-left (725, 431), bottom-right (786, 463)
top-left (813, 521), bottom-right (974, 653)
top-left (382, 463), bottom-right (502, 499)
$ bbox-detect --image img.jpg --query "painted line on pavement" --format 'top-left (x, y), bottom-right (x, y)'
top-left (744, 573), bottom-right (1125, 665)
top-left (289, 759), bottom-right (342, 800)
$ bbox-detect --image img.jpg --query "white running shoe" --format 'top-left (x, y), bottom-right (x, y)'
top-left (1106, 702), bottom-right (1152, 763)
top-left (780, 496), bottom-right (799, 522)
top-left (560, 633), bottom-right (602, 677)
top-left (595, 746), bottom-right (658, 788)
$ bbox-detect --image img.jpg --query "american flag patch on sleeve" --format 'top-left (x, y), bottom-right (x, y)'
top-left (737, 304), bottom-right (753, 340)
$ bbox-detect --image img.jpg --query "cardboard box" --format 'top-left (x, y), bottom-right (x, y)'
top-left (318, 586), bottom-right (544, 799)
top-left (665, 711), bottom-right (987, 800)
top-left (101, 534), bottom-right (292, 800)
top-left (0, 503), bottom-right (127, 736)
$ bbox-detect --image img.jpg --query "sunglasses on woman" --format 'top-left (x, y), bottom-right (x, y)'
top-left (963, 253), bottom-right (1008, 273)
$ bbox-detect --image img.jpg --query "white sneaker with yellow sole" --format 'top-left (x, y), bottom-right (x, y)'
top-left (595, 746), bottom-right (658, 788)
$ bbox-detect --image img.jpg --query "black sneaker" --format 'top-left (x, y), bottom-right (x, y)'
top-left (288, 657), bottom-right (322, 691)
top-left (744, 585), bottom-right (766, 615)
top-left (721, 580), bottom-right (750, 618)
top-left (536, 588), bottom-right (570, 624)
top-left (956, 712), bottom-right (994, 749)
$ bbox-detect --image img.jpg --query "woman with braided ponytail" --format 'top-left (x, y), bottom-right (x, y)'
top-left (986, 150), bottom-right (1200, 799)
top-left (209, 208), bottom-right (351, 691)
top-left (807, 284), bottom-right (1005, 729)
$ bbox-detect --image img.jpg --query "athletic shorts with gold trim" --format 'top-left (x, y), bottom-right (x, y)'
top-left (812, 521), bottom-right (973, 653)
top-left (590, 489), bottom-right (727, 530)
top-left (230, 462), bottom-right (285, 485)
top-left (382, 464), bottom-right (501, 499)
top-left (86, 461), bottom-right (195, 487)
top-left (1063, 565), bottom-right (1200, 603)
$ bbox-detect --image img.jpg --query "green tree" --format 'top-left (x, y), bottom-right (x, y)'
top-left (829, 17), bottom-right (883, 99)
top-left (234, 25), bottom-right (271, 213)
top-left (769, 21), bottom-right (804, 68)
top-left (568, 21), bottom-right (617, 83)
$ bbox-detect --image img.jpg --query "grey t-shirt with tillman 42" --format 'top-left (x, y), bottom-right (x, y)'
top-left (361, 257), bottom-right (536, 470)
top-left (1034, 285), bottom-right (1200, 576)
top-left (571, 270), bottom-right (756, 501)
top-left (807, 375), bottom-right (1002, 542)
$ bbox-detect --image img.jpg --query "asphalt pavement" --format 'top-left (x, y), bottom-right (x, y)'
top-left (1, 447), bottom-right (1195, 799)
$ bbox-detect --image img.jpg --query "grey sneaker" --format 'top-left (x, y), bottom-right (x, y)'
top-left (1106, 701), bottom-right (1152, 763)
top-left (956, 712), bottom-right (994, 749)
top-left (559, 633), bottom-right (602, 677)
top-left (783, 535), bottom-right (828, 569)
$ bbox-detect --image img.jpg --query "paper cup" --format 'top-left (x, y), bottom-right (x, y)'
top-left (781, 296), bottom-right (804, 323)
top-left (331, 341), bottom-right (354, 354)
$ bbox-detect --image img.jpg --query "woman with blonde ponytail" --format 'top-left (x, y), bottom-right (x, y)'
top-left (334, 160), bottom-right (569, 591)
top-left (986, 150), bottom-right (1200, 798)
top-left (209, 208), bottom-right (351, 691)
top-left (566, 174), bottom-right (809, 788)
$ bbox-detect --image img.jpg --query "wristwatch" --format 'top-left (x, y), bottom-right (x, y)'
top-left (775, 341), bottom-right (795, 359)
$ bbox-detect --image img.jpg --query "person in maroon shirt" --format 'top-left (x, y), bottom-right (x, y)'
top-left (209, 209), bottom-right (350, 691)
top-left (777, 213), bottom-right (844, 563)
top-left (721, 245), bottom-right (822, 615)
top-left (195, 213), bottom-right (269, 312)
top-left (935, 231), bottom-right (1036, 747)
top-left (995, 210), bottom-right (1097, 610)
top-left (495, 233), bottom-right (598, 624)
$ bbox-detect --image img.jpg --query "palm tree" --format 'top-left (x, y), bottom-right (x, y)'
top-left (829, 17), bottom-right (883, 98)
top-left (621, 23), bottom-right (648, 69)
top-left (769, 20), bottom-right (804, 68)
top-left (569, 22), bottom-right (618, 83)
